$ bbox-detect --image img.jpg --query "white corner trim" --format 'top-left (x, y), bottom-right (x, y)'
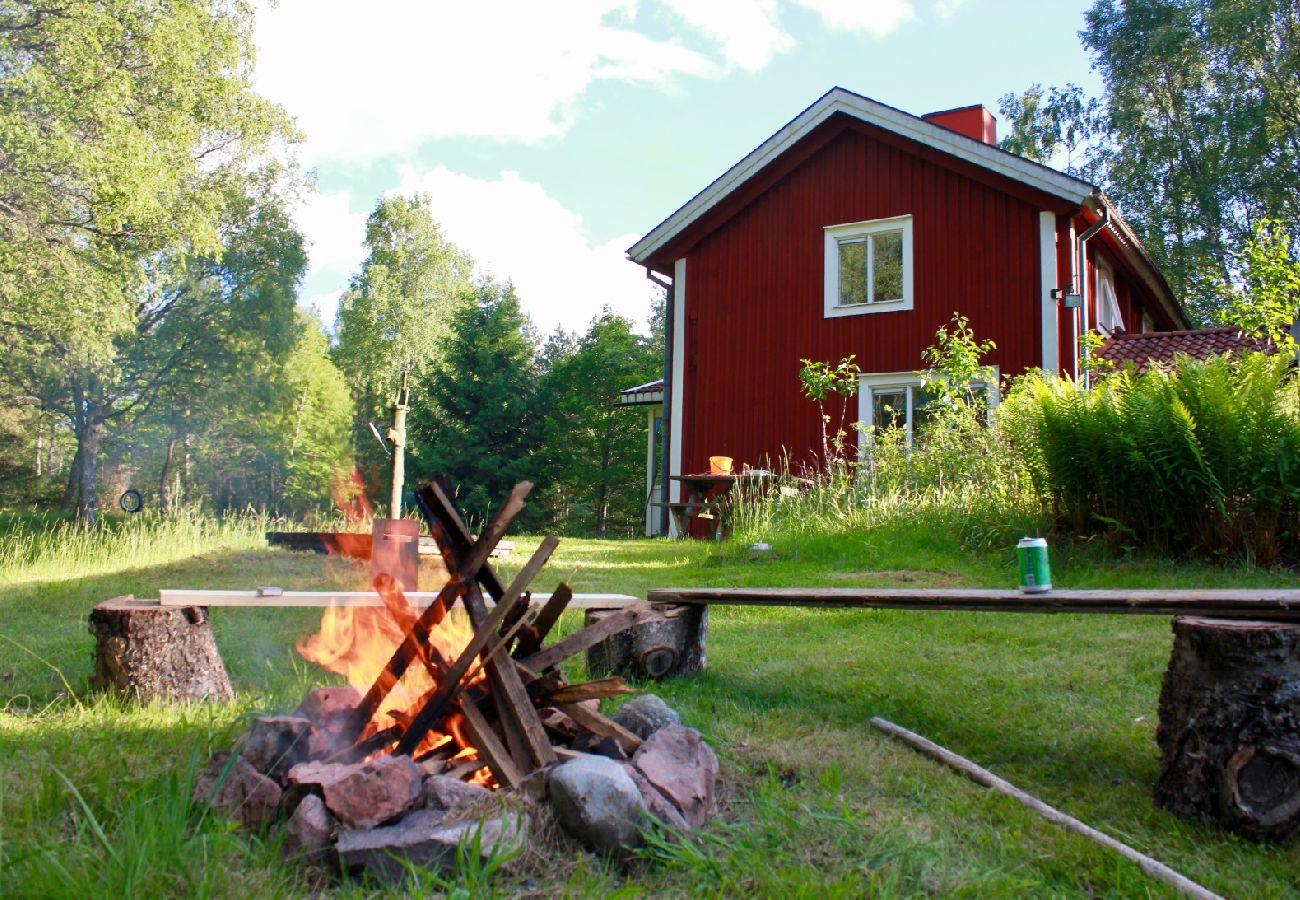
top-left (668, 257), bottom-right (686, 535)
top-left (823, 215), bottom-right (914, 318)
top-left (628, 88), bottom-right (1095, 264)
top-left (1039, 211), bottom-right (1059, 373)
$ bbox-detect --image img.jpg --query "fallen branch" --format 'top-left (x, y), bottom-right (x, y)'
top-left (869, 717), bottom-right (1222, 900)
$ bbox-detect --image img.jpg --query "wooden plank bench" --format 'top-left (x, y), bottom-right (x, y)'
top-left (645, 587), bottom-right (1300, 620)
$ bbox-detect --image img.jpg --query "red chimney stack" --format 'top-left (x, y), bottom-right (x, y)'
top-left (921, 105), bottom-right (997, 145)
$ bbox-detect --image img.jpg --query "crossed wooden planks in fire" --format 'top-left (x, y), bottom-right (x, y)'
top-left (338, 479), bottom-right (649, 789)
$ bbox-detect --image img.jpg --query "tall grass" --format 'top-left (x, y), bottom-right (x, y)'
top-left (1002, 352), bottom-right (1300, 564)
top-left (731, 415), bottom-right (1043, 558)
top-left (0, 511), bottom-right (271, 585)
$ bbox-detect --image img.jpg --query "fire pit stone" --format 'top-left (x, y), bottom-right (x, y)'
top-left (631, 725), bottom-right (718, 829)
top-left (241, 715), bottom-right (318, 779)
top-left (421, 773), bottom-right (494, 811)
top-left (548, 754), bottom-right (648, 852)
top-left (294, 686), bottom-right (363, 738)
top-left (337, 806), bottom-right (529, 883)
top-left (612, 694), bottom-right (682, 740)
top-left (319, 754), bottom-right (424, 830)
top-left (193, 750), bottom-right (283, 831)
top-left (282, 794), bottom-right (334, 864)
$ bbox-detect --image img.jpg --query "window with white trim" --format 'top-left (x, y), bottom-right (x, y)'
top-left (824, 215), bottom-right (914, 318)
top-left (857, 370), bottom-right (999, 444)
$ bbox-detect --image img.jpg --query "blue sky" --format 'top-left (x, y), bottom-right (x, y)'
top-left (253, 0), bottom-right (1102, 337)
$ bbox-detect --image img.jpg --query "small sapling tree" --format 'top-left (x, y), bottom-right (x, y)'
top-left (798, 355), bottom-right (860, 472)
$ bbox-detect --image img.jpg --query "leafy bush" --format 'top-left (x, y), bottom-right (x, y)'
top-left (1001, 352), bottom-right (1300, 564)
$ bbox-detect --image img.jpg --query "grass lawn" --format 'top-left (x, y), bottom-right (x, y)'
top-left (2, 513), bottom-right (1299, 896)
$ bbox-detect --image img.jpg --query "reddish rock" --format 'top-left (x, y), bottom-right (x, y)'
top-left (282, 793), bottom-right (333, 863)
top-left (294, 686), bottom-right (362, 738)
top-left (320, 755), bottom-right (423, 830)
top-left (620, 762), bottom-right (690, 832)
top-left (632, 725), bottom-right (717, 828)
top-left (286, 759), bottom-right (351, 790)
top-left (241, 716), bottom-right (316, 779)
top-left (193, 750), bottom-right (282, 830)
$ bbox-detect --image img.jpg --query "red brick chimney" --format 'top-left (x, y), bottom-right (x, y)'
top-left (921, 105), bottom-right (997, 145)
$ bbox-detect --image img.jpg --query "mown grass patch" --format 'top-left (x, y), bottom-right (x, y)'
top-left (3, 515), bottom-right (1299, 896)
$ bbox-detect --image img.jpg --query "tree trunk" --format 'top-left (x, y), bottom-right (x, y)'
top-left (74, 417), bottom-right (103, 525)
top-left (61, 443), bottom-right (82, 513)
top-left (1156, 616), bottom-right (1300, 838)
top-left (159, 433), bottom-right (177, 515)
top-left (88, 598), bottom-right (234, 702)
top-left (585, 604), bottom-right (707, 680)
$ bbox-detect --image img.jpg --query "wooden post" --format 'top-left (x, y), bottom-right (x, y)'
top-left (388, 368), bottom-right (409, 518)
top-left (1156, 617), bottom-right (1300, 838)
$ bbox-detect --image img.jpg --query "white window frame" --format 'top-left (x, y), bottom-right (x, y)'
top-left (857, 369), bottom-right (1000, 446)
top-left (824, 215), bottom-right (914, 318)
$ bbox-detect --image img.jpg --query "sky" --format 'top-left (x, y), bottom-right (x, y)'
top-left (252, 0), bottom-right (1104, 338)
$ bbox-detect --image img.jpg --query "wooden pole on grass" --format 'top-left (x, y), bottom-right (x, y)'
top-left (869, 717), bottom-right (1222, 900)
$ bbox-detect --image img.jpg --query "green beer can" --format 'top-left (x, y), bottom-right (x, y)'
top-left (1016, 537), bottom-right (1052, 593)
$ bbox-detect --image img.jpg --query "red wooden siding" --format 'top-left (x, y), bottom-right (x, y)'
top-left (678, 125), bottom-right (1050, 475)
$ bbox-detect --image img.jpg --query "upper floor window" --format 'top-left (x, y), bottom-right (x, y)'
top-left (824, 215), bottom-right (914, 318)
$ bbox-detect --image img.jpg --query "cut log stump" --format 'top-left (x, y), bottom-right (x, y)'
top-left (585, 604), bottom-right (706, 680)
top-left (88, 597), bottom-right (233, 702)
top-left (1156, 616), bottom-right (1300, 838)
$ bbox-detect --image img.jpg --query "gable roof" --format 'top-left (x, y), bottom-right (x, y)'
top-left (628, 86), bottom-right (1100, 266)
top-left (1096, 327), bottom-right (1271, 375)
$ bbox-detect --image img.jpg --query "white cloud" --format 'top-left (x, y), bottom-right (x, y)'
top-left (657, 0), bottom-right (792, 72)
top-left (289, 189), bottom-right (369, 324)
top-left (389, 167), bottom-right (656, 336)
top-left (932, 0), bottom-right (967, 20)
top-left (791, 0), bottom-right (916, 37)
top-left (254, 1), bottom-right (734, 161)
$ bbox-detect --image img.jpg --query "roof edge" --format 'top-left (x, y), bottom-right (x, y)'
top-left (628, 87), bottom-right (1098, 265)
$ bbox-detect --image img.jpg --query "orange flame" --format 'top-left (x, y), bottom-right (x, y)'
top-left (296, 476), bottom-right (489, 773)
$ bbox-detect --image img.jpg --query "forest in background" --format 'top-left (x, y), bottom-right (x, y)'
top-left (0, 0), bottom-right (1296, 534)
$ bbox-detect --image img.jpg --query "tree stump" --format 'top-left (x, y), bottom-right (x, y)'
top-left (1155, 616), bottom-right (1300, 838)
top-left (585, 604), bottom-right (706, 680)
top-left (88, 597), bottom-right (234, 702)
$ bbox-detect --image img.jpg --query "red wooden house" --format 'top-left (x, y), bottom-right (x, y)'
top-left (623, 87), bottom-right (1187, 535)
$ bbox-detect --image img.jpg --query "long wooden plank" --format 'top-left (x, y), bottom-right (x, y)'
top-left (392, 578), bottom-right (529, 756)
top-left (419, 482), bottom-right (557, 770)
top-left (557, 702), bottom-right (642, 753)
top-left (157, 589), bottom-right (636, 608)
top-left (514, 583), bottom-right (573, 657)
top-left (646, 587), bottom-right (1300, 620)
top-left (457, 695), bottom-right (524, 790)
top-left (520, 602), bottom-right (658, 673)
top-left (463, 582), bottom-right (557, 769)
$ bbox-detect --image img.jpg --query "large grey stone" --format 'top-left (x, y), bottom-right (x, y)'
top-left (632, 725), bottom-right (717, 829)
top-left (612, 694), bottom-right (682, 740)
top-left (421, 774), bottom-right (493, 812)
top-left (548, 754), bottom-right (648, 852)
top-left (193, 750), bottom-right (282, 831)
top-left (337, 807), bottom-right (528, 882)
